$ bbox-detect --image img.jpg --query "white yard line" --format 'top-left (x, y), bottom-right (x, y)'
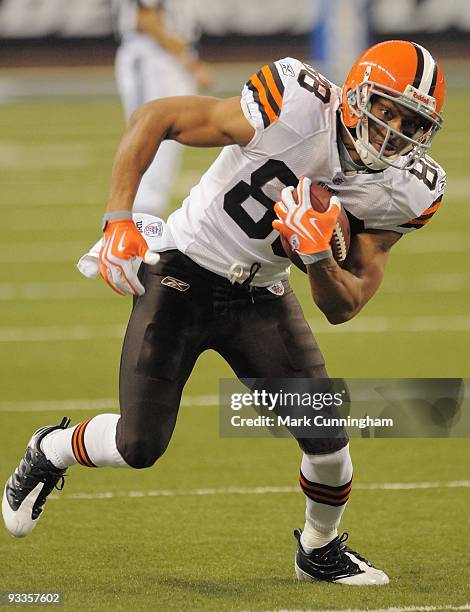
top-left (47, 481), bottom-right (470, 502)
top-left (398, 234), bottom-right (469, 254)
top-left (0, 243), bottom-right (87, 263)
top-left (3, 315), bottom-right (470, 343)
top-left (1, 272), bottom-right (469, 301)
top-left (0, 395), bottom-right (219, 412)
top-left (0, 281), bottom-right (110, 301)
top-left (0, 142), bottom-right (95, 169)
top-left (0, 234), bottom-right (467, 263)
top-left (308, 315), bottom-right (470, 334)
top-left (382, 273), bottom-right (470, 293)
top-left (0, 398), bottom-right (120, 412)
top-left (0, 324), bottom-right (125, 342)
top-left (273, 606), bottom-right (470, 612)
top-left (2, 387), bottom-right (470, 413)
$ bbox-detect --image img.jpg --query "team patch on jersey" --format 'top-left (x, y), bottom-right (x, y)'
top-left (246, 63), bottom-right (285, 128)
top-left (399, 195), bottom-right (443, 230)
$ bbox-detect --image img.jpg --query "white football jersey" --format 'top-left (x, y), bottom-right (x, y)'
top-left (167, 57), bottom-right (446, 286)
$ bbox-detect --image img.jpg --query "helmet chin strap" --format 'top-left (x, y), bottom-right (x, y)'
top-left (355, 117), bottom-right (395, 171)
top-left (339, 112), bottom-right (389, 171)
top-left (354, 136), bottom-right (390, 171)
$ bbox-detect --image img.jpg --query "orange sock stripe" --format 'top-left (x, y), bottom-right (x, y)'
top-left (72, 420), bottom-right (96, 467)
top-left (77, 419), bottom-right (96, 468)
top-left (301, 484), bottom-right (352, 501)
top-left (72, 421), bottom-right (89, 466)
top-left (299, 473), bottom-right (352, 506)
top-left (300, 471), bottom-right (353, 492)
top-left (71, 422), bottom-right (85, 464)
top-left (302, 488), bottom-right (351, 506)
top-left (299, 476), bottom-right (353, 498)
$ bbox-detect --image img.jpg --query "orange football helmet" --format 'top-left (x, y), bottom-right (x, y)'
top-left (341, 40), bottom-right (446, 170)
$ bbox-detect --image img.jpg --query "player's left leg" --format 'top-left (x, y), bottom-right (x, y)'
top-left (215, 283), bottom-right (388, 585)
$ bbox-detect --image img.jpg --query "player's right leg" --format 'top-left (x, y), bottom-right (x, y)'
top-left (2, 252), bottom-right (207, 538)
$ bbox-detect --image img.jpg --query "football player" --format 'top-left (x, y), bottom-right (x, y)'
top-left (3, 40), bottom-right (446, 586)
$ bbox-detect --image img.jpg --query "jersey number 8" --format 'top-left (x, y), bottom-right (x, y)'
top-left (223, 159), bottom-right (298, 258)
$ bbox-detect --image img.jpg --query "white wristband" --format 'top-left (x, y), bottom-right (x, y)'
top-left (298, 249), bottom-right (332, 265)
top-left (101, 210), bottom-right (132, 232)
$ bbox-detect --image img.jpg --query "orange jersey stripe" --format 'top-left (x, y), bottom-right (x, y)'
top-left (421, 200), bottom-right (442, 216)
top-left (406, 218), bottom-right (431, 226)
top-left (261, 65), bottom-right (283, 111)
top-left (250, 73), bottom-right (277, 125)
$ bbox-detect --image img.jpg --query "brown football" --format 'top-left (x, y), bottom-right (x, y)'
top-left (280, 182), bottom-right (351, 273)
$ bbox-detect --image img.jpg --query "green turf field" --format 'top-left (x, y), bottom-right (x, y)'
top-left (0, 89), bottom-right (469, 611)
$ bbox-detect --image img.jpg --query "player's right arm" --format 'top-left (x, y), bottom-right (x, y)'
top-left (99, 96), bottom-right (254, 295)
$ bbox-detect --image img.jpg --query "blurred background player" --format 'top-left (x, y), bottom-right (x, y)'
top-left (113, 0), bottom-right (213, 216)
top-left (310, 0), bottom-right (371, 83)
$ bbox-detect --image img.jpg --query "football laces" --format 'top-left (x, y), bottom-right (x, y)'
top-left (332, 224), bottom-right (347, 262)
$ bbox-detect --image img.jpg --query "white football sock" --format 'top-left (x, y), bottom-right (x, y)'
top-left (41, 414), bottom-right (129, 469)
top-left (40, 425), bottom-right (77, 469)
top-left (299, 444), bottom-right (353, 552)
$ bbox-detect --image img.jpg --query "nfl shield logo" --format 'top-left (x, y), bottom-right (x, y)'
top-left (144, 221), bottom-right (163, 237)
top-left (267, 282), bottom-right (285, 296)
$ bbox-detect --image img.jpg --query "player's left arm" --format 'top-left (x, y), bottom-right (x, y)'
top-left (307, 230), bottom-right (402, 324)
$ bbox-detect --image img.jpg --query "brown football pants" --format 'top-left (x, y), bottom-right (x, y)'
top-left (117, 250), bottom-right (348, 467)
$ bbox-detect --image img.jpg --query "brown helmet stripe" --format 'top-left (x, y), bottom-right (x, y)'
top-left (429, 63), bottom-right (438, 97)
top-left (412, 43), bottom-right (425, 90)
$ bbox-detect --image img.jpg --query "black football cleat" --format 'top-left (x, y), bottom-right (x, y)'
top-left (294, 528), bottom-right (389, 585)
top-left (2, 417), bottom-right (70, 538)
